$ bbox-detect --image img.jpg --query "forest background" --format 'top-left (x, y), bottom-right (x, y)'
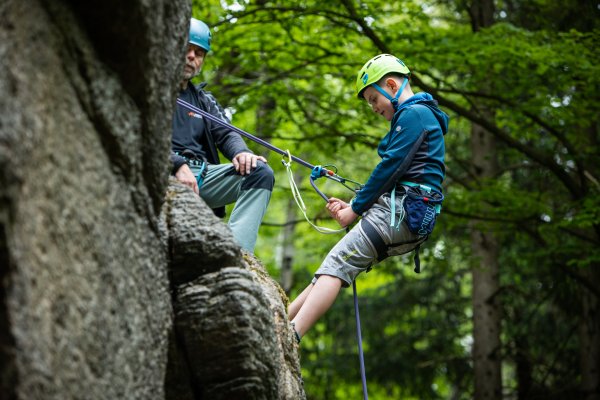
top-left (192, 1), bottom-right (599, 399)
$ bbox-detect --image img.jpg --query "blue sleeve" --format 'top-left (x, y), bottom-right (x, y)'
top-left (351, 108), bottom-right (426, 215)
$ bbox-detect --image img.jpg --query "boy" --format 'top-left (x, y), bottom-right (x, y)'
top-left (288, 54), bottom-right (449, 342)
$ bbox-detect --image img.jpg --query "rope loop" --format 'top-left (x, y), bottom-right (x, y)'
top-left (283, 153), bottom-right (345, 234)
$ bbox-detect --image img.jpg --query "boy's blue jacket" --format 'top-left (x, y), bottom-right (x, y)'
top-left (351, 92), bottom-right (449, 215)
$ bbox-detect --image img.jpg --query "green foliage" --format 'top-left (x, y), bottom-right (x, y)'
top-left (192, 1), bottom-right (599, 398)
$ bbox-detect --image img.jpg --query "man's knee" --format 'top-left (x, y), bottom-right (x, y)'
top-left (241, 161), bottom-right (275, 191)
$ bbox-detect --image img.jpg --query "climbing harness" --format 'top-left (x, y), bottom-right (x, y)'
top-left (361, 182), bottom-right (443, 274)
top-left (389, 187), bottom-right (408, 230)
top-left (177, 97), bottom-right (370, 400)
top-left (175, 150), bottom-right (207, 188)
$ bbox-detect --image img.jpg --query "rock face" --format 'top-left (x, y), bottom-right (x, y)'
top-left (162, 181), bottom-right (304, 400)
top-left (0, 1), bottom-right (304, 399)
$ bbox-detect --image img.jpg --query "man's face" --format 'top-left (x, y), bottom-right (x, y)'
top-left (363, 84), bottom-right (395, 121)
top-left (183, 43), bottom-right (206, 81)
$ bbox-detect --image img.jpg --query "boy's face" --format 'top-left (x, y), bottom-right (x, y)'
top-left (363, 85), bottom-right (395, 121)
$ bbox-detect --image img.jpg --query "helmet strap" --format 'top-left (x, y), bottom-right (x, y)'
top-left (372, 77), bottom-right (408, 111)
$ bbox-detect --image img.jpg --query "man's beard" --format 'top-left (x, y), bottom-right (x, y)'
top-left (183, 63), bottom-right (200, 81)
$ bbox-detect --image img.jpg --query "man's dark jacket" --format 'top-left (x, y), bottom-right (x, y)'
top-left (171, 82), bottom-right (252, 217)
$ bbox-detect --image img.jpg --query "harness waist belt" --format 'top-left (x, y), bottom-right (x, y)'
top-left (175, 151), bottom-right (206, 166)
top-left (398, 180), bottom-right (432, 193)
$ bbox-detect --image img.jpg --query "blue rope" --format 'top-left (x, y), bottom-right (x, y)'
top-left (353, 279), bottom-right (369, 400)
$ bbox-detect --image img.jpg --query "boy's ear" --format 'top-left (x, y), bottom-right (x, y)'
top-left (385, 77), bottom-right (399, 91)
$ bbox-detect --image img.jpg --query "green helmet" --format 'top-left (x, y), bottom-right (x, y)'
top-left (189, 18), bottom-right (211, 52)
top-left (355, 54), bottom-right (410, 98)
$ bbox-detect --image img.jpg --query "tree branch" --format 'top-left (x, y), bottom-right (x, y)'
top-left (338, 0), bottom-right (585, 200)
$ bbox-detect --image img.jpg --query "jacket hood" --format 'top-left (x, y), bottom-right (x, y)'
top-left (394, 92), bottom-right (449, 135)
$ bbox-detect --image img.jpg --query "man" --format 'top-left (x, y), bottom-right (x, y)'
top-left (171, 18), bottom-right (274, 252)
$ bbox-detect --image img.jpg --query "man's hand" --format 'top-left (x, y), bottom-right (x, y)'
top-left (232, 152), bottom-right (267, 175)
top-left (175, 163), bottom-right (199, 195)
top-left (327, 197), bottom-right (358, 227)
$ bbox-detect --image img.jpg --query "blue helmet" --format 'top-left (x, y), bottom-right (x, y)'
top-left (189, 18), bottom-right (211, 52)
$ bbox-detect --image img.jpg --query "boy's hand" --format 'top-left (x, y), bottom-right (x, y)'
top-left (326, 197), bottom-right (348, 218)
top-left (327, 197), bottom-right (358, 227)
top-left (335, 207), bottom-right (359, 228)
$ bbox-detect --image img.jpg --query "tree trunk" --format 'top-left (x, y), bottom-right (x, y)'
top-left (515, 334), bottom-right (533, 399)
top-left (471, 230), bottom-right (502, 400)
top-left (579, 118), bottom-right (600, 399)
top-left (279, 197), bottom-right (297, 293)
top-left (580, 266), bottom-right (600, 400)
top-left (467, 1), bottom-right (502, 398)
top-left (471, 119), bottom-right (502, 400)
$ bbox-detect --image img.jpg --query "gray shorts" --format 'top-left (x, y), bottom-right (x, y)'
top-left (313, 193), bottom-right (425, 287)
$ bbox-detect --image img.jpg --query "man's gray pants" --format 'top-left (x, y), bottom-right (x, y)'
top-left (190, 161), bottom-right (274, 252)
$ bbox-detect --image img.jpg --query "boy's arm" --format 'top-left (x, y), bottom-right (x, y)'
top-left (351, 108), bottom-right (428, 215)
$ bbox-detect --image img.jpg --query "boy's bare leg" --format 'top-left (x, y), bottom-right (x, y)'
top-left (288, 283), bottom-right (314, 320)
top-left (291, 275), bottom-right (343, 337)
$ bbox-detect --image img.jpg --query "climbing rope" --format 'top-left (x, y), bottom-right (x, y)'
top-left (353, 280), bottom-right (368, 400)
top-left (177, 97), bottom-right (361, 186)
